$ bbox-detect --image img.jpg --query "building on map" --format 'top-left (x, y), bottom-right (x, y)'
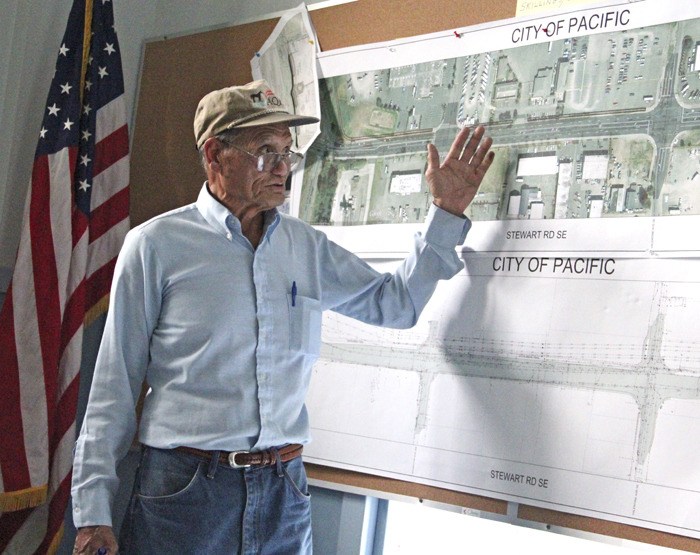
top-left (516, 152), bottom-right (558, 177)
top-left (582, 150), bottom-right (609, 181)
top-left (507, 190), bottom-right (521, 218)
top-left (389, 170), bottom-right (422, 195)
top-left (529, 199), bottom-right (545, 219)
top-left (694, 41), bottom-right (700, 72)
top-left (667, 192), bottom-right (682, 215)
top-left (555, 59), bottom-right (568, 101)
top-left (494, 80), bottom-right (519, 105)
top-left (609, 184), bottom-right (625, 213)
top-left (588, 194), bottom-right (604, 218)
top-left (554, 161), bottom-right (572, 219)
top-left (531, 66), bottom-right (554, 104)
top-left (625, 185), bottom-right (644, 211)
top-left (517, 184), bottom-right (543, 218)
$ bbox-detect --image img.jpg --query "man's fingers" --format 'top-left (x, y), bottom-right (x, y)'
top-left (431, 125), bottom-right (494, 188)
top-left (467, 134), bottom-right (493, 168)
top-left (460, 125), bottom-right (483, 157)
top-left (444, 126), bottom-right (471, 162)
top-left (426, 142), bottom-right (440, 172)
top-left (444, 125), bottom-right (492, 170)
top-left (475, 150), bottom-right (496, 179)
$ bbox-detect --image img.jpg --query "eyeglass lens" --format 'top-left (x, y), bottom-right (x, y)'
top-left (258, 152), bottom-right (301, 171)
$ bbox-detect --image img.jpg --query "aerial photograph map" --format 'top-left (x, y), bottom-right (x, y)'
top-left (295, 2), bottom-right (700, 540)
top-left (300, 10), bottom-right (700, 225)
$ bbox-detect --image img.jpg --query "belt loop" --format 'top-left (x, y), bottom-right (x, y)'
top-left (207, 450), bottom-right (221, 479)
top-left (272, 447), bottom-right (283, 477)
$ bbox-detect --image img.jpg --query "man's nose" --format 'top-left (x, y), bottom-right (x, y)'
top-left (271, 156), bottom-right (290, 176)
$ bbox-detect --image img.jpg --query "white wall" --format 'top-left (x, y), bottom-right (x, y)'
top-left (149, 0), bottom-right (330, 38)
top-left (0, 0), bottom-right (334, 291)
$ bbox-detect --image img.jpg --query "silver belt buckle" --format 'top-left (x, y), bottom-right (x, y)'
top-left (227, 450), bottom-right (251, 469)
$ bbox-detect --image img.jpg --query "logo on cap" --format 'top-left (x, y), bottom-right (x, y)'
top-left (250, 91), bottom-right (265, 107)
top-left (250, 88), bottom-right (282, 108)
top-left (264, 88), bottom-right (282, 107)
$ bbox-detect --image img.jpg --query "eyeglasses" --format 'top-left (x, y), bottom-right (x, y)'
top-left (224, 142), bottom-right (304, 172)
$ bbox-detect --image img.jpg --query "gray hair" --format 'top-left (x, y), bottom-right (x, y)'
top-left (198, 128), bottom-right (247, 174)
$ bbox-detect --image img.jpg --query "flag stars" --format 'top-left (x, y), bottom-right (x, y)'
top-left (98, 66), bottom-right (108, 79)
top-left (80, 154), bottom-right (91, 167)
top-left (48, 103), bottom-right (61, 116)
top-left (104, 43), bottom-right (116, 55)
top-left (40, 127), bottom-right (48, 139)
top-left (60, 82), bottom-right (73, 95)
top-left (83, 104), bottom-right (92, 116)
top-left (59, 43), bottom-right (69, 56)
top-left (63, 118), bottom-right (74, 130)
top-left (81, 130), bottom-right (92, 142)
top-left (78, 179), bottom-right (91, 192)
top-left (85, 80), bottom-right (93, 91)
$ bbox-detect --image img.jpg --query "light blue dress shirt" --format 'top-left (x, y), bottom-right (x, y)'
top-left (71, 184), bottom-right (470, 527)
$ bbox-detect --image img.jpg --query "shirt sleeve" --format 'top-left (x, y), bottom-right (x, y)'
top-left (71, 228), bottom-right (162, 527)
top-left (320, 203), bottom-right (470, 328)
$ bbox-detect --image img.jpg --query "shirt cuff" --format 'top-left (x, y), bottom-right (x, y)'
top-left (72, 488), bottom-right (113, 528)
top-left (423, 203), bottom-right (471, 248)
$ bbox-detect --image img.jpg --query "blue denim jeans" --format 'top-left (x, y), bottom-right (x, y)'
top-left (119, 446), bottom-right (312, 554)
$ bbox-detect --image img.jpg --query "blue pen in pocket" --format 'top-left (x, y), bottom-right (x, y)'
top-left (291, 281), bottom-right (297, 307)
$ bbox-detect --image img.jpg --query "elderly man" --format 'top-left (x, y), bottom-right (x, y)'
top-left (71, 80), bottom-right (494, 554)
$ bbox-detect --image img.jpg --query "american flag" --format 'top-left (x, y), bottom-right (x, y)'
top-left (0, 0), bottom-right (129, 551)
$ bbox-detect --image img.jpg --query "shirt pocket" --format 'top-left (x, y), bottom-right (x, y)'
top-left (288, 293), bottom-right (322, 356)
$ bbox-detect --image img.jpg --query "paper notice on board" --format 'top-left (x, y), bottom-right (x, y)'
top-left (516, 0), bottom-right (633, 17)
top-left (250, 3), bottom-right (321, 154)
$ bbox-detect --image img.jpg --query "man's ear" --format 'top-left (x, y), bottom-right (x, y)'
top-left (203, 137), bottom-right (223, 173)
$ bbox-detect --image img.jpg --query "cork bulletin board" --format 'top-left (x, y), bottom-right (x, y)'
top-left (130, 1), bottom-right (700, 551)
top-left (130, 0), bottom-right (514, 226)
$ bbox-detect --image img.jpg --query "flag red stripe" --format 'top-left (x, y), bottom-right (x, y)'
top-left (30, 154), bottom-right (63, 382)
top-left (60, 279), bottom-right (87, 362)
top-left (0, 505), bottom-right (31, 552)
top-left (87, 257), bottom-right (118, 309)
top-left (90, 185), bottom-right (129, 242)
top-left (93, 124), bottom-right (129, 176)
top-left (30, 154), bottom-right (67, 457)
top-left (0, 285), bottom-right (32, 492)
top-left (63, 216), bottom-right (88, 352)
top-left (73, 199), bottom-right (90, 248)
top-left (54, 379), bottom-right (80, 451)
top-left (37, 471), bottom-right (73, 554)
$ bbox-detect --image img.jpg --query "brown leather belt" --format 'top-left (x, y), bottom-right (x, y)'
top-left (175, 444), bottom-right (303, 469)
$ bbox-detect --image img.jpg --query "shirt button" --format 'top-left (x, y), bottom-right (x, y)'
top-left (226, 232), bottom-right (232, 240)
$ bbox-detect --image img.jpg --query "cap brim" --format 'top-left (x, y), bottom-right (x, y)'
top-left (232, 111), bottom-right (319, 129)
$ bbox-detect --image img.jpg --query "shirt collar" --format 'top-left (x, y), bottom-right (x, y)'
top-left (196, 182), bottom-right (281, 240)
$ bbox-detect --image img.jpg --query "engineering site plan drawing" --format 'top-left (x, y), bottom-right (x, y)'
top-left (296, 1), bottom-right (700, 538)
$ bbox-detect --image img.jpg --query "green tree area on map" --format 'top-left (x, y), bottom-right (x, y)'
top-left (299, 19), bottom-right (700, 225)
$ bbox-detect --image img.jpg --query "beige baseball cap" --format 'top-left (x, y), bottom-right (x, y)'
top-left (193, 80), bottom-right (319, 149)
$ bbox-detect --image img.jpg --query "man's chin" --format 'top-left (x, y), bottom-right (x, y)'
top-left (272, 185), bottom-right (287, 197)
top-left (268, 191), bottom-right (287, 209)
